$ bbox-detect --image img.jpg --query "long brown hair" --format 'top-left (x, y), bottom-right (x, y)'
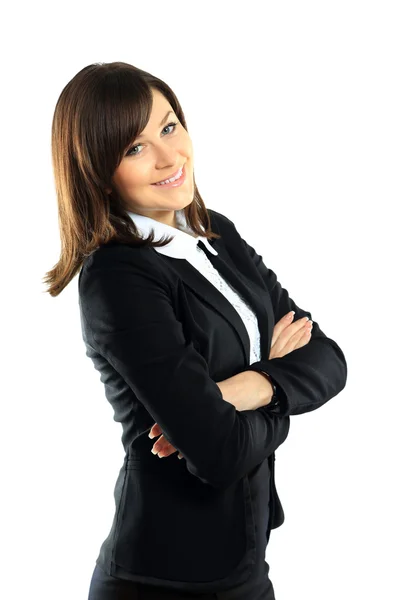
top-left (43, 61), bottom-right (221, 297)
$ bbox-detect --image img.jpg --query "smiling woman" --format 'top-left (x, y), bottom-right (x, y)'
top-left (43, 61), bottom-right (220, 297)
top-left (43, 60), bottom-right (347, 600)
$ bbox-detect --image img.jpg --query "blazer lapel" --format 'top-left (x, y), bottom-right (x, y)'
top-left (202, 238), bottom-right (275, 362)
top-left (159, 237), bottom-right (274, 365)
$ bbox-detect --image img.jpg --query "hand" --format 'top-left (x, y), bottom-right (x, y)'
top-left (215, 312), bottom-right (314, 411)
top-left (148, 422), bottom-right (184, 460)
top-left (269, 311), bottom-right (313, 359)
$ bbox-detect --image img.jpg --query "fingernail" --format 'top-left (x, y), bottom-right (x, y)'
top-left (151, 448), bottom-right (157, 454)
top-left (148, 433), bottom-right (154, 439)
top-left (287, 311), bottom-right (295, 319)
top-left (178, 455), bottom-right (183, 459)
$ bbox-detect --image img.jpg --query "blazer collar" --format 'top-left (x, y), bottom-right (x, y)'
top-left (125, 209), bottom-right (273, 365)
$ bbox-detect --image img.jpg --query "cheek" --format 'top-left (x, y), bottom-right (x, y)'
top-left (182, 133), bottom-right (193, 156)
top-left (115, 167), bottom-right (149, 190)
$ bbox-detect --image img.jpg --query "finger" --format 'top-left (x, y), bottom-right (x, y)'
top-left (270, 311), bottom-right (295, 348)
top-left (274, 316), bottom-right (310, 351)
top-left (148, 422), bottom-right (162, 439)
top-left (158, 444), bottom-right (179, 458)
top-left (298, 325), bottom-right (313, 345)
top-left (155, 443), bottom-right (179, 458)
top-left (270, 319), bottom-right (312, 359)
top-left (151, 433), bottom-right (167, 453)
top-left (285, 323), bottom-right (312, 353)
top-left (149, 426), bottom-right (180, 458)
top-left (152, 434), bottom-right (176, 456)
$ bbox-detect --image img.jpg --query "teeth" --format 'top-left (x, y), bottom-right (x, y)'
top-left (155, 166), bottom-right (183, 185)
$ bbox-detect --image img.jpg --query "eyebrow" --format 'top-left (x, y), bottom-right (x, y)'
top-left (135, 110), bottom-right (174, 139)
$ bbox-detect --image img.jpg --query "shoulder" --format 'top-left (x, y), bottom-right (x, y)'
top-left (207, 208), bottom-right (238, 235)
top-left (208, 207), bottom-right (234, 226)
top-left (81, 241), bottom-right (159, 272)
top-left (79, 241), bottom-right (171, 294)
top-left (207, 208), bottom-right (243, 247)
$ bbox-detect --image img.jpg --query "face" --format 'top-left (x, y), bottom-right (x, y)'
top-left (107, 88), bottom-right (194, 228)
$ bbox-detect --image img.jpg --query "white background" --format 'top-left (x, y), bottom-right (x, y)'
top-left (1, 1), bottom-right (399, 598)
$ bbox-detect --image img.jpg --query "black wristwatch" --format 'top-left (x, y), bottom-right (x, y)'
top-left (260, 371), bottom-right (280, 410)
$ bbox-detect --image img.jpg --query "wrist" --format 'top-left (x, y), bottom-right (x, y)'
top-left (258, 371), bottom-right (275, 406)
top-left (236, 371), bottom-right (274, 410)
top-left (242, 363), bottom-right (284, 414)
top-left (259, 371), bottom-right (279, 409)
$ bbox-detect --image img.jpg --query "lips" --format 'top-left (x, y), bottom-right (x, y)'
top-left (152, 165), bottom-right (184, 185)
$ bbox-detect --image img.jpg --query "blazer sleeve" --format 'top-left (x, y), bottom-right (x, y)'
top-left (229, 222), bottom-right (348, 418)
top-left (79, 247), bottom-right (290, 490)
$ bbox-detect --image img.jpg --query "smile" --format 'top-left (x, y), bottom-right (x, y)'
top-left (151, 165), bottom-right (186, 189)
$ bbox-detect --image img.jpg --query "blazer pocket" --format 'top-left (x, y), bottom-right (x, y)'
top-left (110, 455), bottom-right (258, 592)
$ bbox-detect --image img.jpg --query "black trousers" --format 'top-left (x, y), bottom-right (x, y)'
top-left (87, 561), bottom-right (276, 600)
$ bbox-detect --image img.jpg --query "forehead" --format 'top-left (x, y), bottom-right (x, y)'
top-left (150, 89), bottom-right (174, 116)
top-left (135, 93), bottom-right (176, 139)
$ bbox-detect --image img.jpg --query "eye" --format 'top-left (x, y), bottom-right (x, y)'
top-left (125, 121), bottom-right (179, 157)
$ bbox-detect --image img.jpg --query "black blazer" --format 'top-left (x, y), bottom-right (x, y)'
top-left (78, 208), bottom-right (347, 594)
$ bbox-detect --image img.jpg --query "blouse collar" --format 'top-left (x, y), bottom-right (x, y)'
top-left (126, 208), bottom-right (218, 259)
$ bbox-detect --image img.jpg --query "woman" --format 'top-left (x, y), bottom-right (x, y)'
top-left (44, 61), bottom-right (347, 599)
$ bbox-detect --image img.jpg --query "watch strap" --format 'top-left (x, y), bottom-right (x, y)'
top-left (260, 370), bottom-right (280, 410)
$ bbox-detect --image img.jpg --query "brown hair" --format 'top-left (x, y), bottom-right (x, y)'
top-left (43, 61), bottom-right (221, 297)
